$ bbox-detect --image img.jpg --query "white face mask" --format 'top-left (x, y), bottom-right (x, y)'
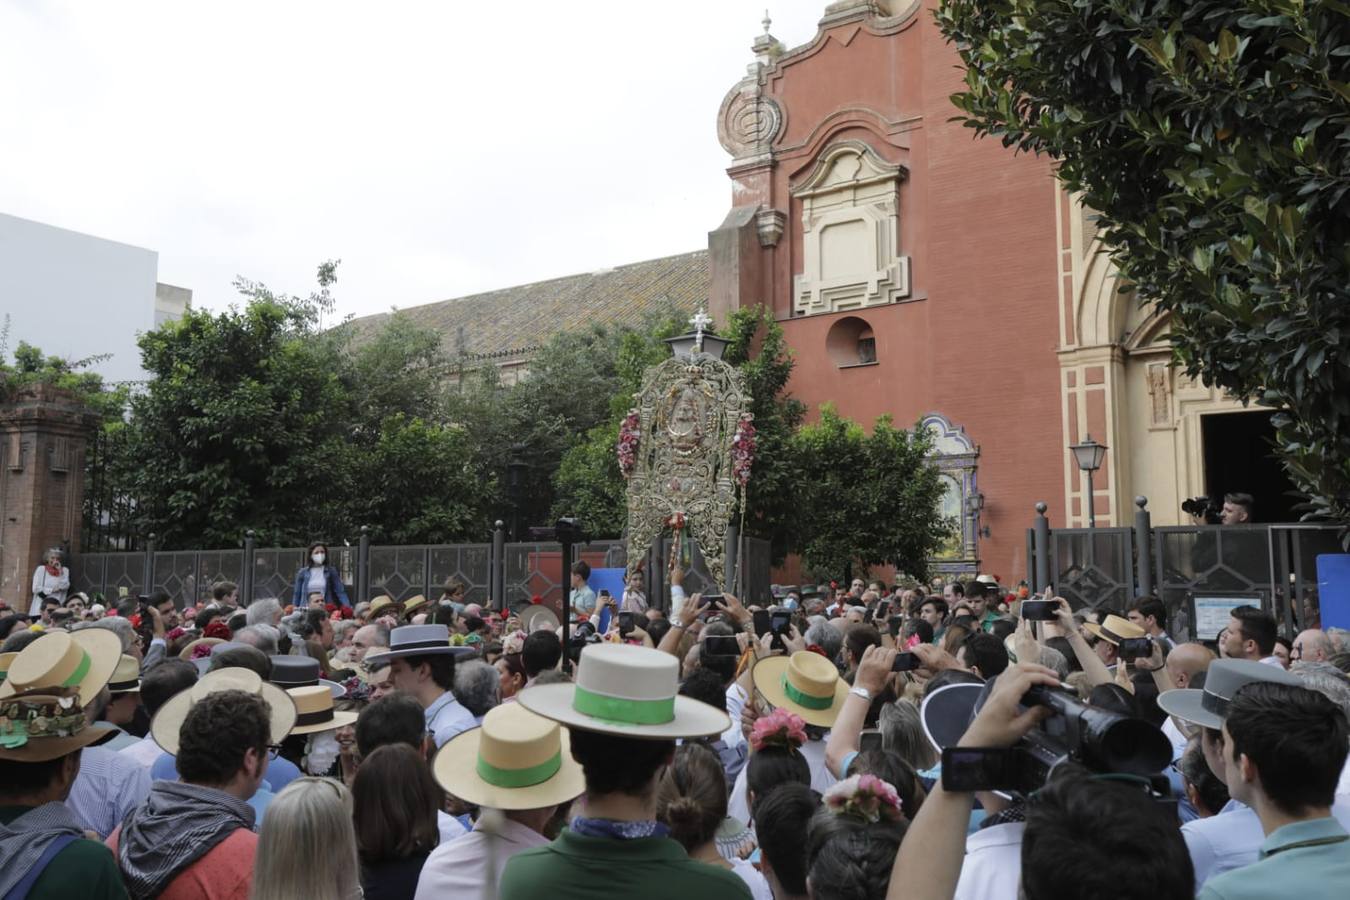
top-left (312, 553), bottom-right (326, 565)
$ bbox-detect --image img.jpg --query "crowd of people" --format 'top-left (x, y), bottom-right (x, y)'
top-left (1, 553), bottom-right (1348, 900)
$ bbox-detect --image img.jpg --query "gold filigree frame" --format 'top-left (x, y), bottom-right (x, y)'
top-left (625, 354), bottom-right (750, 588)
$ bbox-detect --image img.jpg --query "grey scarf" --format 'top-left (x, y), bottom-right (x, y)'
top-left (117, 781), bottom-right (255, 900)
top-left (0, 802), bottom-right (87, 897)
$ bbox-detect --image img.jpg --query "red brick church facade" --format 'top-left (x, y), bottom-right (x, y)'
top-left (708, 1), bottom-right (1065, 583)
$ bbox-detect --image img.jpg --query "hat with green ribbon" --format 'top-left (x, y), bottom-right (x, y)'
top-left (752, 649), bottom-right (849, 728)
top-left (517, 643), bottom-right (730, 740)
top-left (433, 702), bottom-right (585, 810)
top-left (0, 629), bottom-right (121, 707)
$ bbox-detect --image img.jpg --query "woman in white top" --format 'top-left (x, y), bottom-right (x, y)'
top-left (657, 742), bottom-right (774, 900)
top-left (29, 548), bottom-right (70, 615)
top-left (290, 541), bottom-right (351, 608)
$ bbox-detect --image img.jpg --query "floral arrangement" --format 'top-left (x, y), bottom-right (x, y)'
top-left (750, 708), bottom-right (807, 753)
top-left (165, 626), bottom-right (187, 643)
top-left (617, 409), bottom-right (641, 479)
top-left (189, 642), bottom-right (216, 661)
top-left (202, 621), bottom-right (232, 641)
top-left (502, 629), bottom-right (528, 656)
top-left (823, 774), bottom-right (904, 824)
top-left (731, 412), bottom-right (756, 487)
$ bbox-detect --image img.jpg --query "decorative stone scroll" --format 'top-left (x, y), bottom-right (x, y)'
top-left (621, 342), bottom-right (751, 590)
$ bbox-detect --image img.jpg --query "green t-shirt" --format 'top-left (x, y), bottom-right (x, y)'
top-left (500, 827), bottom-right (751, 900)
top-left (0, 806), bottom-right (128, 900)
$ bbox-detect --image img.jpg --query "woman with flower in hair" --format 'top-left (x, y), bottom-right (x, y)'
top-left (657, 742), bottom-right (774, 900)
top-left (495, 630), bottom-right (529, 702)
top-left (808, 774), bottom-right (909, 900)
top-left (742, 708), bottom-right (813, 827)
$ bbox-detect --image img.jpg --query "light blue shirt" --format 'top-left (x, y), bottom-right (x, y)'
top-left (1198, 817), bottom-right (1350, 900)
top-left (570, 586), bottom-right (597, 617)
top-left (150, 749), bottom-right (302, 792)
top-left (1184, 796), bottom-right (1350, 889)
top-left (66, 745), bottom-right (152, 838)
top-left (426, 689), bottom-right (475, 748)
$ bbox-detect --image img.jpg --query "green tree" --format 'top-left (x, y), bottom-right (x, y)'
top-left (0, 338), bottom-right (127, 419)
top-left (937, 0), bottom-right (1350, 530)
top-left (790, 406), bottom-right (950, 580)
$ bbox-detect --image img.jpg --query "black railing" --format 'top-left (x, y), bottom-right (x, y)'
top-left (1027, 499), bottom-right (1344, 641)
top-left (68, 523), bottom-right (772, 615)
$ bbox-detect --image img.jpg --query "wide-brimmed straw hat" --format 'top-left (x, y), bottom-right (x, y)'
top-left (1082, 615), bottom-right (1146, 646)
top-left (520, 604), bottom-right (559, 633)
top-left (0, 652), bottom-right (17, 686)
top-left (1157, 658), bottom-right (1301, 731)
top-left (752, 650), bottom-right (849, 728)
top-left (401, 594), bottom-right (431, 617)
top-left (0, 690), bottom-right (111, 762)
top-left (369, 596), bottom-right (402, 618)
top-left (286, 685), bottom-right (359, 735)
top-left (270, 656), bottom-right (346, 698)
top-left (0, 629), bottom-right (121, 706)
top-left (152, 667), bottom-right (297, 754)
top-left (363, 624), bottom-right (475, 668)
top-left (108, 655), bottom-right (141, 694)
top-left (179, 636), bottom-right (225, 661)
top-left (517, 643), bottom-right (729, 740)
top-left (433, 702), bottom-right (585, 810)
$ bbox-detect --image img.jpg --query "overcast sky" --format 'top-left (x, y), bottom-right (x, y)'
top-left (1, 1), bottom-right (830, 319)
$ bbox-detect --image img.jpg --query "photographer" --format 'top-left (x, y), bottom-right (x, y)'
top-left (1187, 492), bottom-right (1255, 526)
top-left (889, 663), bottom-right (1192, 900)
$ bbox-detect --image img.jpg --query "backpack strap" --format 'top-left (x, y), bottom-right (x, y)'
top-left (4, 833), bottom-right (79, 900)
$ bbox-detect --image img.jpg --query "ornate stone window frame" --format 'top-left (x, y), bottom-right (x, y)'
top-left (921, 413), bottom-right (980, 575)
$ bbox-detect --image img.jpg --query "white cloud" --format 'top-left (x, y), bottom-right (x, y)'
top-left (0, 0), bottom-right (827, 318)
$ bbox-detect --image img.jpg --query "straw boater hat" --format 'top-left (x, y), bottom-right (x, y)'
top-left (433, 702), bottom-right (585, 810)
top-left (0, 629), bottom-right (121, 706)
top-left (517, 643), bottom-right (729, 740)
top-left (369, 596), bottom-right (402, 618)
top-left (520, 604), bottom-right (560, 633)
top-left (1082, 614), bottom-right (1147, 646)
top-left (152, 667), bottom-right (297, 754)
top-left (752, 650), bottom-right (850, 728)
top-left (1157, 658), bottom-right (1301, 731)
top-left (0, 630), bottom-right (122, 762)
top-left (363, 624), bottom-right (475, 668)
top-left (401, 594), bottom-right (431, 617)
top-left (0, 652), bottom-right (16, 686)
top-left (270, 656), bottom-right (346, 698)
top-left (108, 654), bottom-right (141, 694)
top-left (286, 685), bottom-right (359, 735)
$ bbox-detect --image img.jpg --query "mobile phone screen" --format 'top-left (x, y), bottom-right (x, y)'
top-left (753, 609), bottom-right (771, 637)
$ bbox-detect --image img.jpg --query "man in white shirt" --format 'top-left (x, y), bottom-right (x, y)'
top-left (365, 624), bottom-right (475, 748)
top-left (415, 703), bottom-right (584, 900)
top-left (119, 658), bottom-right (198, 767)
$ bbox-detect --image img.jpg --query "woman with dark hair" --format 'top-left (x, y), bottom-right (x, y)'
top-left (741, 709), bottom-right (813, 826)
top-left (291, 541), bottom-right (351, 608)
top-left (353, 743), bottom-right (442, 900)
top-left (496, 653), bottom-right (527, 701)
top-left (657, 743), bottom-right (772, 900)
top-left (806, 775), bottom-right (908, 900)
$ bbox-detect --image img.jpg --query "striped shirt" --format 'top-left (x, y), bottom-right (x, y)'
top-left (66, 746), bottom-right (152, 838)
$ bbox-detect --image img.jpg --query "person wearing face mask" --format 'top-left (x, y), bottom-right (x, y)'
top-left (291, 542), bottom-right (351, 609)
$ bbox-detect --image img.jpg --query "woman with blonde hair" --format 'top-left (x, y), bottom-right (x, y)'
top-left (252, 777), bottom-right (362, 900)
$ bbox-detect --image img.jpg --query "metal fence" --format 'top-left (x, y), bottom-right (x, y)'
top-left (1028, 499), bottom-right (1345, 640)
top-left (69, 524), bottom-right (772, 614)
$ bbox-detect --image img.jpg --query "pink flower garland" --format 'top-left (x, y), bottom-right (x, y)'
top-left (750, 708), bottom-right (807, 753)
top-left (823, 774), bottom-right (904, 823)
top-left (617, 409), bottom-right (641, 479)
top-left (732, 412), bottom-right (756, 487)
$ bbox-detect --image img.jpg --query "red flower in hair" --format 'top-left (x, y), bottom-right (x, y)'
top-left (530, 595), bottom-right (543, 605)
top-left (805, 644), bottom-right (829, 659)
top-left (203, 621), bottom-right (231, 641)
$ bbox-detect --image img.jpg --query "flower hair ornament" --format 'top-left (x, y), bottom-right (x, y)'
top-left (501, 630), bottom-right (528, 656)
top-left (750, 708), bottom-right (807, 753)
top-left (823, 774), bottom-right (904, 824)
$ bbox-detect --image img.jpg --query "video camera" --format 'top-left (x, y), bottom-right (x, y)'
top-left (942, 683), bottom-right (1172, 796)
top-left (1181, 496), bottom-right (1221, 524)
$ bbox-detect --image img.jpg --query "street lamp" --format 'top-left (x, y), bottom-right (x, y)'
top-left (1070, 434), bottom-right (1108, 528)
top-left (506, 444), bottom-right (530, 540)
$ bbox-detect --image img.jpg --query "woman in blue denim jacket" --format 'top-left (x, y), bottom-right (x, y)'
top-left (292, 541), bottom-right (351, 607)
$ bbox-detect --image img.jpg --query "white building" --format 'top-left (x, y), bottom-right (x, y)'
top-left (0, 213), bottom-right (190, 384)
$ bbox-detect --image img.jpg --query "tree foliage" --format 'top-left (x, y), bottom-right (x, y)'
top-left (0, 337), bottom-right (127, 420)
top-left (937, 0), bottom-right (1350, 528)
top-left (791, 406), bottom-right (950, 581)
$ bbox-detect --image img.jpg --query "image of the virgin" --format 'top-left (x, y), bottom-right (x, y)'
top-left (664, 387), bottom-right (705, 448)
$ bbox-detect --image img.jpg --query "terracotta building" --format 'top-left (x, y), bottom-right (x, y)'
top-left (352, 0), bottom-right (1292, 584)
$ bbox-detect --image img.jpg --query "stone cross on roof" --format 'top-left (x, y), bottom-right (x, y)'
top-left (690, 308), bottom-right (713, 352)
